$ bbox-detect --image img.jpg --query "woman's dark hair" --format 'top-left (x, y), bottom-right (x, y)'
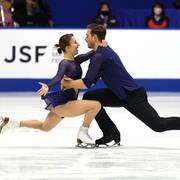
top-left (99, 1), bottom-right (110, 11)
top-left (55, 34), bottom-right (73, 54)
top-left (87, 23), bottom-right (106, 42)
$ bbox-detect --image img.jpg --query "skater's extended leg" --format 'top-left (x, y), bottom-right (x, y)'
top-left (20, 111), bottom-right (61, 132)
top-left (1, 100), bottom-right (101, 146)
top-left (124, 87), bottom-right (180, 132)
top-left (0, 111), bottom-right (61, 133)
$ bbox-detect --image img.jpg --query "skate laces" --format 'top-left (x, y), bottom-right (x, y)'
top-left (87, 133), bottom-right (93, 140)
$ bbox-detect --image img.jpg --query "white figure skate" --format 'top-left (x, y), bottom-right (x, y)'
top-left (0, 117), bottom-right (20, 134)
top-left (76, 126), bottom-right (95, 148)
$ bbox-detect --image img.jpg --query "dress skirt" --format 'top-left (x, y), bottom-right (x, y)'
top-left (41, 89), bottom-right (78, 110)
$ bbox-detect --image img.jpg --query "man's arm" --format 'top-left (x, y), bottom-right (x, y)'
top-left (62, 53), bottom-right (104, 89)
top-left (81, 53), bottom-right (104, 88)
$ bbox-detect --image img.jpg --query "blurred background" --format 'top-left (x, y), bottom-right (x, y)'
top-left (1, 2), bottom-right (180, 179)
top-left (1, 0), bottom-right (180, 28)
top-left (1, 0), bottom-right (180, 92)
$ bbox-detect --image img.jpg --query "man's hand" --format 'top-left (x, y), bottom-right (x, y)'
top-left (61, 76), bottom-right (87, 90)
top-left (37, 82), bottom-right (49, 96)
top-left (61, 75), bottom-right (73, 90)
top-left (61, 78), bottom-right (72, 90)
top-left (64, 76), bottom-right (73, 81)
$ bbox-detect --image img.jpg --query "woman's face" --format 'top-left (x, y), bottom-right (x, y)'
top-left (101, 4), bottom-right (109, 12)
top-left (154, 7), bottom-right (162, 16)
top-left (66, 36), bottom-right (80, 56)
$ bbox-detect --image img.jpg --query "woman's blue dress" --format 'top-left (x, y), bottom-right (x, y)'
top-left (42, 51), bottom-right (94, 110)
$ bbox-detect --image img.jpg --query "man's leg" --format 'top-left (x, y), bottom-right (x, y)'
top-left (124, 87), bottom-right (180, 132)
top-left (83, 88), bottom-right (123, 145)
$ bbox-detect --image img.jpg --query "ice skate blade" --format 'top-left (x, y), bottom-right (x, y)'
top-left (76, 139), bottom-right (95, 149)
top-left (76, 143), bottom-right (96, 149)
top-left (95, 141), bottom-right (121, 148)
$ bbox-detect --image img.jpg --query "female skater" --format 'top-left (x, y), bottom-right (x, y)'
top-left (0, 33), bottom-right (101, 146)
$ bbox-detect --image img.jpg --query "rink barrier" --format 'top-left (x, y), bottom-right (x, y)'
top-left (1, 29), bottom-right (180, 92)
top-left (0, 79), bottom-right (180, 92)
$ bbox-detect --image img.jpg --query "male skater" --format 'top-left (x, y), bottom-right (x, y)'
top-left (62, 23), bottom-right (180, 146)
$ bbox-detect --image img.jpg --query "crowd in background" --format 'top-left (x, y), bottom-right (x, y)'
top-left (0, 0), bottom-right (180, 29)
top-left (0, 0), bottom-right (53, 27)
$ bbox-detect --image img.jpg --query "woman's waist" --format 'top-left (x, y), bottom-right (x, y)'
top-left (60, 88), bottom-right (79, 97)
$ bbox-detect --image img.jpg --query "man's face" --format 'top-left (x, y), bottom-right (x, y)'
top-left (85, 29), bottom-right (96, 49)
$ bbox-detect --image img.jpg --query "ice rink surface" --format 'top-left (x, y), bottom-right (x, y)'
top-left (1, 92), bottom-right (180, 180)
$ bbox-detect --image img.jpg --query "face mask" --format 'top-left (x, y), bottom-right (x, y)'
top-left (101, 10), bottom-right (109, 16)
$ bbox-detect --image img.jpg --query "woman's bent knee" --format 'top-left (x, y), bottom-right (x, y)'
top-left (41, 125), bottom-right (53, 132)
top-left (94, 101), bottom-right (101, 111)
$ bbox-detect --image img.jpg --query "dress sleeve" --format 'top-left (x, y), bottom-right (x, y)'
top-left (47, 61), bottom-right (67, 88)
top-left (82, 53), bottom-right (104, 88)
top-left (75, 50), bottom-right (95, 64)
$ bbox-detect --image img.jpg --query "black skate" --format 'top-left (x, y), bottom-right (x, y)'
top-left (95, 131), bottom-right (121, 147)
top-left (76, 138), bottom-right (96, 149)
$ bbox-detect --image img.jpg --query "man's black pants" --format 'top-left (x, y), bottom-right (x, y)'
top-left (83, 87), bottom-right (180, 136)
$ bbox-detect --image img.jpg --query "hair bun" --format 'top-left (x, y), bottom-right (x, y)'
top-left (54, 44), bottom-right (59, 48)
top-left (57, 47), bottom-right (62, 54)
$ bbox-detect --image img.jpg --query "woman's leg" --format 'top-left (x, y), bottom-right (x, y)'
top-left (20, 111), bottom-right (61, 132)
top-left (1, 100), bottom-right (101, 141)
top-left (53, 100), bottom-right (101, 128)
top-left (21, 99), bottom-right (101, 131)
top-left (53, 100), bottom-right (101, 145)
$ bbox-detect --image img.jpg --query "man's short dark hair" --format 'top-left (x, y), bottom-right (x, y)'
top-left (87, 24), bottom-right (106, 42)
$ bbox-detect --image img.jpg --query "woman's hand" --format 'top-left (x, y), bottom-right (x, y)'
top-left (101, 40), bottom-right (108, 47)
top-left (37, 82), bottom-right (49, 96)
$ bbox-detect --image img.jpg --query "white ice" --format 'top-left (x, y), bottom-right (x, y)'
top-left (0, 92), bottom-right (180, 180)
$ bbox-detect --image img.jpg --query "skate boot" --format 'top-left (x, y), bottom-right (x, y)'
top-left (0, 117), bottom-right (20, 134)
top-left (76, 126), bottom-right (95, 148)
top-left (95, 130), bottom-right (121, 147)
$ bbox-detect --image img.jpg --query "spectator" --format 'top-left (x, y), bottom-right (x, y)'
top-left (12, 0), bottom-right (53, 27)
top-left (145, 2), bottom-right (169, 28)
top-left (0, 0), bottom-right (14, 27)
top-left (174, 0), bottom-right (180, 9)
top-left (90, 1), bottom-right (119, 28)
